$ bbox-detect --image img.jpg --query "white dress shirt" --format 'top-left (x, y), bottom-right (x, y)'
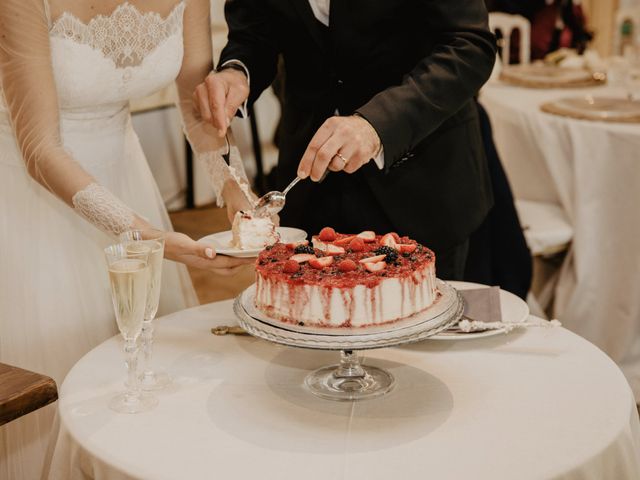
top-left (308, 0), bottom-right (330, 26)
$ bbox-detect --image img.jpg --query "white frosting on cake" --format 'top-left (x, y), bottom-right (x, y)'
top-left (231, 212), bottom-right (278, 250)
top-left (255, 261), bottom-right (437, 327)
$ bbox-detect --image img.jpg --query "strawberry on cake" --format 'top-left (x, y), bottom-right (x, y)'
top-left (254, 228), bottom-right (438, 328)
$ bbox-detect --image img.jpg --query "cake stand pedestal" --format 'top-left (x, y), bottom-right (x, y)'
top-left (233, 279), bottom-right (463, 401)
top-left (304, 350), bottom-right (394, 401)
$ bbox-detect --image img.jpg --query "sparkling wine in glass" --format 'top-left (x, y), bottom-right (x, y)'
top-left (120, 230), bottom-right (170, 390)
top-left (105, 243), bottom-right (158, 413)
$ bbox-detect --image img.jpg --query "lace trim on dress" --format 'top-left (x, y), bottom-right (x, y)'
top-left (72, 183), bottom-right (135, 235)
top-left (198, 146), bottom-right (253, 207)
top-left (49, 1), bottom-right (186, 68)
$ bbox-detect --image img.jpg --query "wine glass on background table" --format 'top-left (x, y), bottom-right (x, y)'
top-left (120, 230), bottom-right (170, 390)
top-left (104, 243), bottom-right (158, 413)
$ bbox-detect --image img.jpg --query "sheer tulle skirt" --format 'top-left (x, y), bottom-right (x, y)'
top-left (0, 105), bottom-right (198, 479)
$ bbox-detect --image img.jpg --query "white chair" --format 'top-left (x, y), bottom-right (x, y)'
top-left (613, 7), bottom-right (640, 56)
top-left (515, 200), bottom-right (573, 317)
top-left (489, 12), bottom-right (531, 66)
top-left (515, 200), bottom-right (573, 257)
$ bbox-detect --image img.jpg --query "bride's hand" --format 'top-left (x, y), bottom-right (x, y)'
top-left (162, 231), bottom-right (254, 275)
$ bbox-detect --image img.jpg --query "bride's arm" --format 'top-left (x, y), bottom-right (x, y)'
top-left (175, 0), bottom-right (255, 221)
top-left (0, 0), bottom-right (149, 235)
top-left (0, 0), bottom-right (252, 272)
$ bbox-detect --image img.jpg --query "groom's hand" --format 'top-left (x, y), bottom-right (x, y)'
top-left (297, 115), bottom-right (381, 182)
top-left (193, 69), bottom-right (249, 137)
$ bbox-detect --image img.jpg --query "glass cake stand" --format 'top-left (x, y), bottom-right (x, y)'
top-left (233, 279), bottom-right (463, 401)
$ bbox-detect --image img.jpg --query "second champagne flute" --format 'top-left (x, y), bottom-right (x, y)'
top-left (121, 230), bottom-right (170, 390)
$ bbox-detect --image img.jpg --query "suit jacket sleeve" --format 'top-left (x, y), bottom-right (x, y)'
top-left (355, 0), bottom-right (497, 171)
top-left (218, 0), bottom-right (280, 106)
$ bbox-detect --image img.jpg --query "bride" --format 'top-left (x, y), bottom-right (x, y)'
top-left (0, 0), bottom-right (254, 477)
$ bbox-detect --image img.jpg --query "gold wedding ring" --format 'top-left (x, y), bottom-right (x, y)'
top-left (334, 152), bottom-right (349, 168)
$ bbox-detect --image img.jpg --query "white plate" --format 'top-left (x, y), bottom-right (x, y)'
top-left (429, 281), bottom-right (530, 340)
top-left (198, 227), bottom-right (307, 258)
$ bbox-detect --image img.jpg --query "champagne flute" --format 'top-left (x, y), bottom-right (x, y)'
top-left (104, 243), bottom-right (158, 413)
top-left (120, 230), bottom-right (170, 390)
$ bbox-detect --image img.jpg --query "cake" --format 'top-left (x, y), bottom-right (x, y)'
top-left (231, 211), bottom-right (279, 250)
top-left (254, 227), bottom-right (438, 327)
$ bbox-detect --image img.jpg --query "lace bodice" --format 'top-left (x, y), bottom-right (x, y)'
top-left (48, 2), bottom-right (186, 109)
top-left (50, 3), bottom-right (185, 69)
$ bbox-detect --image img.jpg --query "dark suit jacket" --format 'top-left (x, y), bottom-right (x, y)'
top-left (220, 0), bottom-right (497, 251)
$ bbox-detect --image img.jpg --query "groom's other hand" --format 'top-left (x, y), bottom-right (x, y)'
top-left (193, 69), bottom-right (249, 137)
top-left (297, 115), bottom-right (381, 182)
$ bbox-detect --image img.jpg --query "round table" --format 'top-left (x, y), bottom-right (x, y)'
top-left (47, 298), bottom-right (640, 479)
top-left (480, 82), bottom-right (640, 401)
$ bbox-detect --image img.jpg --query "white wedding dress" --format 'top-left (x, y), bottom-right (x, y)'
top-left (0, 1), bottom-right (246, 477)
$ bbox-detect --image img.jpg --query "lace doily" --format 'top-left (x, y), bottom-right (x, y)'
top-left (72, 183), bottom-right (135, 235)
top-left (50, 2), bottom-right (186, 68)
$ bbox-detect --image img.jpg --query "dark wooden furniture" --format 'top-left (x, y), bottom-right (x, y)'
top-left (0, 363), bottom-right (58, 426)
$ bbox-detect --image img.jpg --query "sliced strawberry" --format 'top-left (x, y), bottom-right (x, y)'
top-left (318, 227), bottom-right (337, 242)
top-left (348, 237), bottom-right (366, 252)
top-left (390, 232), bottom-right (401, 243)
top-left (334, 235), bottom-right (356, 246)
top-left (283, 259), bottom-right (300, 273)
top-left (365, 261), bottom-right (386, 272)
top-left (323, 244), bottom-right (346, 256)
top-left (398, 243), bottom-right (417, 254)
top-left (337, 259), bottom-right (357, 272)
top-left (309, 256), bottom-right (334, 269)
top-left (357, 231), bottom-right (376, 242)
top-left (359, 254), bottom-right (386, 264)
top-left (286, 240), bottom-right (309, 249)
top-left (380, 233), bottom-right (399, 250)
top-left (290, 253), bottom-right (315, 263)
top-left (311, 237), bottom-right (327, 250)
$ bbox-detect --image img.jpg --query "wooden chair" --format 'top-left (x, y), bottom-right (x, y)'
top-left (0, 363), bottom-right (58, 426)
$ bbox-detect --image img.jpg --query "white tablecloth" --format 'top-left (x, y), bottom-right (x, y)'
top-left (480, 83), bottom-right (640, 401)
top-left (48, 300), bottom-right (640, 480)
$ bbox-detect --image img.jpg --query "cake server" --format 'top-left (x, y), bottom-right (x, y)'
top-left (253, 170), bottom-right (329, 218)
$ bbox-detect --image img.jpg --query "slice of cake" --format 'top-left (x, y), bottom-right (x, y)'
top-left (254, 228), bottom-right (438, 328)
top-left (231, 211), bottom-right (279, 250)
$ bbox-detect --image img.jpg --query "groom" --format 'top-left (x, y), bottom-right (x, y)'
top-left (194, 0), bottom-right (496, 280)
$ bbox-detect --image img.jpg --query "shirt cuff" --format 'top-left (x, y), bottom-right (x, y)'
top-left (219, 59), bottom-right (250, 118)
top-left (372, 148), bottom-right (385, 170)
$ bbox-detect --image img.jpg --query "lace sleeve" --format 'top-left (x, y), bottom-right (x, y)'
top-left (0, 0), bottom-right (142, 236)
top-left (175, 0), bottom-right (252, 207)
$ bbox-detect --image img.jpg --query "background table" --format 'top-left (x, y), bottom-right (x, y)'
top-left (48, 300), bottom-right (640, 480)
top-left (480, 82), bottom-right (640, 401)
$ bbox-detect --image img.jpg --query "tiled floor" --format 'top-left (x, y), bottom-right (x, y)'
top-left (169, 205), bottom-right (255, 304)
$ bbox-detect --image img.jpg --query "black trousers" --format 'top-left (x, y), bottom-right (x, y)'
top-left (463, 102), bottom-right (532, 299)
